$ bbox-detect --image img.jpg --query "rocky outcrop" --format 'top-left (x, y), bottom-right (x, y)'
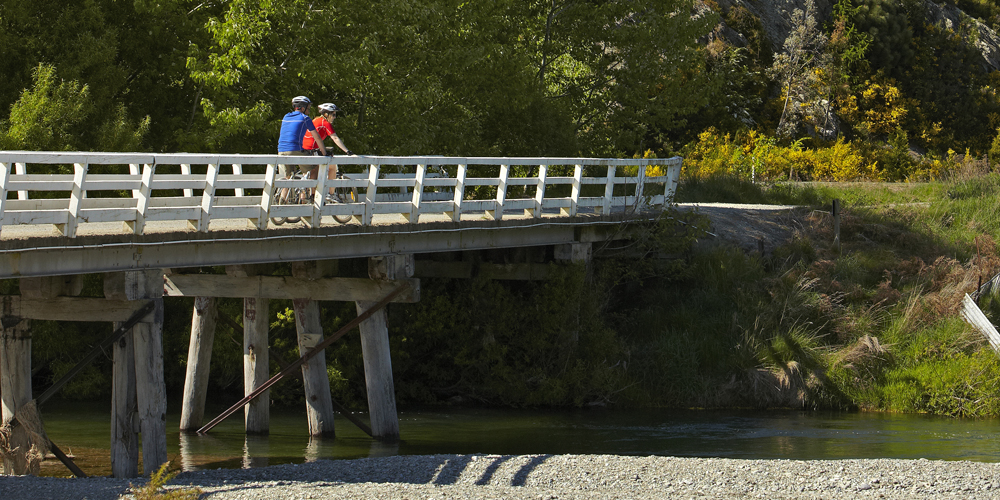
top-left (923, 0), bottom-right (1000, 71)
top-left (710, 0), bottom-right (834, 52)
top-left (709, 0), bottom-right (1000, 72)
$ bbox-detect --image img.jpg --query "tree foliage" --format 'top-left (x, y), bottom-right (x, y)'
top-left (769, 0), bottom-right (834, 139)
top-left (0, 0), bottom-right (715, 157)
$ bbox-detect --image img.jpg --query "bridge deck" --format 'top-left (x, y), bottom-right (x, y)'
top-left (0, 152), bottom-right (680, 277)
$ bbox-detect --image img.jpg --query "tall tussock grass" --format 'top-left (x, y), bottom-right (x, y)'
top-left (623, 171), bottom-right (1000, 415)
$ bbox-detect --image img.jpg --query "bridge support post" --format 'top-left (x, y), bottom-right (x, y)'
top-left (179, 296), bottom-right (217, 431)
top-left (0, 317), bottom-right (32, 475)
top-left (105, 269), bottom-right (168, 476)
top-left (110, 319), bottom-right (139, 478)
top-left (228, 265), bottom-right (270, 434)
top-left (243, 296), bottom-right (270, 434)
top-left (292, 298), bottom-right (336, 437)
top-left (290, 261), bottom-right (336, 437)
top-left (105, 275), bottom-right (139, 478)
top-left (356, 255), bottom-right (411, 442)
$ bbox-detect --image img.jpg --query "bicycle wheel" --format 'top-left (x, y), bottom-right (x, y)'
top-left (285, 185), bottom-right (307, 224)
top-left (331, 186), bottom-right (356, 224)
top-left (269, 188), bottom-right (286, 225)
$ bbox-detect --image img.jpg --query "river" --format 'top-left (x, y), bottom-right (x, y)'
top-left (32, 399), bottom-right (1000, 477)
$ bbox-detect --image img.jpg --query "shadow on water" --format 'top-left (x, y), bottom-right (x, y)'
top-left (32, 400), bottom-right (1000, 478)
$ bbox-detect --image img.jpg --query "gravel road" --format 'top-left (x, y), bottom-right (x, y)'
top-left (3, 454), bottom-right (1000, 499)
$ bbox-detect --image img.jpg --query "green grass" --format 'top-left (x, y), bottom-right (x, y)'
top-left (620, 173), bottom-right (1000, 414)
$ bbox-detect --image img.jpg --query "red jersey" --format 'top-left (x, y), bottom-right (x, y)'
top-left (302, 117), bottom-right (334, 150)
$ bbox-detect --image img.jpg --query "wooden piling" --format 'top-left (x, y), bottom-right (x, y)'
top-left (356, 255), bottom-right (409, 442)
top-left (130, 271), bottom-right (168, 475)
top-left (226, 265), bottom-right (271, 434)
top-left (110, 321), bottom-right (139, 478)
top-left (197, 284), bottom-right (409, 435)
top-left (180, 297), bottom-right (217, 431)
top-left (243, 296), bottom-right (270, 434)
top-left (355, 300), bottom-right (399, 441)
top-left (106, 270), bottom-right (168, 475)
top-left (292, 298), bottom-right (336, 437)
top-left (0, 318), bottom-right (32, 475)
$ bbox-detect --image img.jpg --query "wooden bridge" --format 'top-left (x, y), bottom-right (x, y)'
top-left (0, 151), bottom-right (681, 478)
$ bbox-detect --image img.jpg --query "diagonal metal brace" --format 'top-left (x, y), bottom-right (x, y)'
top-left (198, 283), bottom-right (409, 434)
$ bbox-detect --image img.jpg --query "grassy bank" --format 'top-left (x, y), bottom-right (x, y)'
top-left (617, 173), bottom-right (1000, 416)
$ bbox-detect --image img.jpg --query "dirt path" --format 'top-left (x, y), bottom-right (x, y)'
top-left (677, 202), bottom-right (811, 254)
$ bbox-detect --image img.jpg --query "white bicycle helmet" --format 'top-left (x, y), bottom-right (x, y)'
top-left (291, 95), bottom-right (312, 108)
top-left (318, 103), bottom-right (339, 114)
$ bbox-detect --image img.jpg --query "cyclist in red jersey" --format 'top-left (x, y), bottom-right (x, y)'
top-left (303, 103), bottom-right (355, 198)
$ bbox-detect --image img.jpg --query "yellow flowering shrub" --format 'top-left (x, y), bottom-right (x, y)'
top-left (811, 138), bottom-right (870, 180)
top-left (682, 129), bottom-right (917, 182)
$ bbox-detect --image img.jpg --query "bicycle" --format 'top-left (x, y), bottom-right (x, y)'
top-left (270, 170), bottom-right (311, 226)
top-left (326, 171), bottom-right (357, 224)
top-left (271, 169), bottom-right (357, 225)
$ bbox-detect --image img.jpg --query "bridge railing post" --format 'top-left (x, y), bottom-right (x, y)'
top-left (14, 162), bottom-right (26, 200)
top-left (0, 162), bottom-right (10, 237)
top-left (449, 163), bottom-right (467, 222)
top-left (405, 164), bottom-right (426, 223)
top-left (487, 164), bottom-right (509, 221)
top-left (635, 161), bottom-right (647, 212)
top-left (602, 165), bottom-right (616, 215)
top-left (363, 165), bottom-right (379, 225)
top-left (530, 164), bottom-right (546, 218)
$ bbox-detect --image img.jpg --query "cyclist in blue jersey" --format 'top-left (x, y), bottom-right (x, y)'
top-left (277, 96), bottom-right (326, 202)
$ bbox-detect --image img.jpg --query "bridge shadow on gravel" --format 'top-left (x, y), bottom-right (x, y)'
top-left (168, 453), bottom-right (557, 496)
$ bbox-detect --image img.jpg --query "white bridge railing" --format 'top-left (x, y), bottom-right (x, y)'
top-left (0, 152), bottom-right (682, 238)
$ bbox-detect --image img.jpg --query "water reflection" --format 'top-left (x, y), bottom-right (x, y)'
top-left (304, 437), bottom-right (320, 463)
top-left (369, 439), bottom-right (399, 458)
top-left (178, 433), bottom-right (196, 472)
top-left (178, 432), bottom-right (231, 472)
top-left (33, 403), bottom-right (1000, 478)
top-left (242, 435), bottom-right (270, 469)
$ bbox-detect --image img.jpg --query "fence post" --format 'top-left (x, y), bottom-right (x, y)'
top-left (195, 162), bottom-right (219, 232)
top-left (833, 199), bottom-right (842, 253)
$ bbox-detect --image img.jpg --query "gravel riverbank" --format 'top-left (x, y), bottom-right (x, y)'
top-left (3, 454), bottom-right (1000, 499)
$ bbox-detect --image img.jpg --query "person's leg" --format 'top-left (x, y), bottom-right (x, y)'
top-left (277, 153), bottom-right (295, 203)
top-left (327, 165), bottom-right (338, 196)
top-left (308, 167), bottom-right (320, 199)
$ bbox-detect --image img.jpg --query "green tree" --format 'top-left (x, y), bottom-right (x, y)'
top-left (851, 0), bottom-right (916, 79)
top-left (0, 64), bottom-right (91, 151)
top-left (0, 0), bottom-right (211, 152)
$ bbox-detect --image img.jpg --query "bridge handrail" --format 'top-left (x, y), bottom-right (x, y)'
top-left (0, 151), bottom-right (682, 237)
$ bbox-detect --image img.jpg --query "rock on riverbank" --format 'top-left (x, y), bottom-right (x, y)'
top-left (2, 454), bottom-right (1000, 499)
